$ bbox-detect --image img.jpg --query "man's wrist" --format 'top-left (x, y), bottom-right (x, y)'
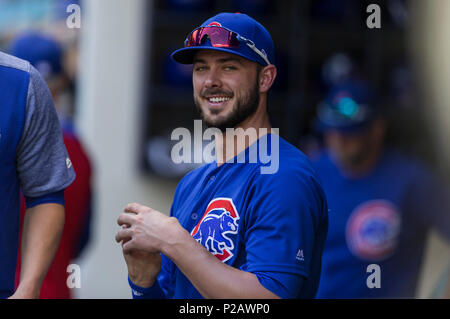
top-left (128, 273), bottom-right (155, 288)
top-left (160, 219), bottom-right (192, 261)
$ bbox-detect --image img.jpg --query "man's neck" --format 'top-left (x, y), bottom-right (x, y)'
top-left (215, 104), bottom-right (271, 166)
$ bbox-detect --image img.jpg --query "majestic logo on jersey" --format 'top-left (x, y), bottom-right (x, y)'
top-left (346, 200), bottom-right (401, 261)
top-left (208, 22), bottom-right (222, 27)
top-left (191, 198), bottom-right (239, 263)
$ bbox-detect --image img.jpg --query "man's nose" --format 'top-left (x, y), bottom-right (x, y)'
top-left (204, 69), bottom-right (222, 88)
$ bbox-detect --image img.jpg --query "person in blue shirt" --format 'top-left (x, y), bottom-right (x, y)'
top-left (10, 31), bottom-right (93, 299)
top-left (115, 12), bottom-right (328, 299)
top-left (0, 50), bottom-right (75, 298)
top-left (312, 79), bottom-right (450, 298)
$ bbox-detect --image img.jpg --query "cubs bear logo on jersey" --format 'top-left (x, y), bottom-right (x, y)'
top-left (346, 200), bottom-right (401, 261)
top-left (191, 198), bottom-right (239, 263)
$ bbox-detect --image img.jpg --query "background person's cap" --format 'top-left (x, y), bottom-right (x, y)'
top-left (317, 80), bottom-right (378, 133)
top-left (10, 32), bottom-right (63, 79)
top-left (171, 12), bottom-right (275, 66)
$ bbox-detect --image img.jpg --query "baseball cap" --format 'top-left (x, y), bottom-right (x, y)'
top-left (10, 32), bottom-right (63, 79)
top-left (171, 12), bottom-right (274, 66)
top-left (317, 80), bottom-right (377, 133)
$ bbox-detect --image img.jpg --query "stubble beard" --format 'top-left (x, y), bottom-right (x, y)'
top-left (194, 81), bottom-right (261, 132)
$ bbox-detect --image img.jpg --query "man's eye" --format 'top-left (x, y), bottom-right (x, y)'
top-left (224, 65), bottom-right (237, 71)
top-left (194, 66), bottom-right (207, 72)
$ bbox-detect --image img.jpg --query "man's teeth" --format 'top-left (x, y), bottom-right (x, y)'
top-left (208, 97), bottom-right (231, 103)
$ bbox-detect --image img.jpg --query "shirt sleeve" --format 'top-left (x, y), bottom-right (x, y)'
top-left (254, 271), bottom-right (304, 299)
top-left (15, 66), bottom-right (75, 199)
top-left (25, 189), bottom-right (65, 209)
top-left (128, 275), bottom-right (165, 299)
top-left (241, 167), bottom-right (327, 297)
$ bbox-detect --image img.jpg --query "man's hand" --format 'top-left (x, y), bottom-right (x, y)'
top-left (115, 202), bottom-right (279, 298)
top-left (115, 203), bottom-right (183, 287)
top-left (115, 203), bottom-right (183, 254)
top-left (118, 224), bottom-right (161, 288)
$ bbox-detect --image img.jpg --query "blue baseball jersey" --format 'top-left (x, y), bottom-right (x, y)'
top-left (0, 52), bottom-right (75, 298)
top-left (130, 134), bottom-right (328, 299)
top-left (312, 150), bottom-right (450, 298)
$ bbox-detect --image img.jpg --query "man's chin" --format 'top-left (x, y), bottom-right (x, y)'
top-left (201, 112), bottom-right (233, 129)
top-left (341, 155), bottom-right (367, 168)
top-left (203, 118), bottom-right (233, 131)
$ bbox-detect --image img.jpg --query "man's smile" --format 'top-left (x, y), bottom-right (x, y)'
top-left (202, 94), bottom-right (234, 111)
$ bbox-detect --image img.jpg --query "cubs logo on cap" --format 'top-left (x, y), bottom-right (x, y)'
top-left (346, 200), bottom-right (401, 261)
top-left (191, 198), bottom-right (240, 262)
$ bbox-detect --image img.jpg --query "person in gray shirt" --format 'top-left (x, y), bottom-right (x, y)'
top-left (0, 51), bottom-right (75, 299)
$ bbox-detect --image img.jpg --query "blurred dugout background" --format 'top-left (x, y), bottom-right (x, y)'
top-left (0, 0), bottom-right (448, 298)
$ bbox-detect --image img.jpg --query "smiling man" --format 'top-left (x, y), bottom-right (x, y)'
top-left (115, 12), bottom-right (328, 299)
top-left (192, 52), bottom-right (263, 132)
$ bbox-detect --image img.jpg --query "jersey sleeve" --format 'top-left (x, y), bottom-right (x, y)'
top-left (254, 271), bottom-right (304, 299)
top-left (15, 66), bottom-right (75, 200)
top-left (25, 190), bottom-right (65, 208)
top-left (241, 166), bottom-right (328, 297)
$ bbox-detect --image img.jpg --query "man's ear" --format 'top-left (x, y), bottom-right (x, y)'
top-left (259, 65), bottom-right (277, 93)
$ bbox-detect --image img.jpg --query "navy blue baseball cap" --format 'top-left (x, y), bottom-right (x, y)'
top-left (10, 32), bottom-right (63, 79)
top-left (171, 12), bottom-right (274, 66)
top-left (317, 80), bottom-right (378, 133)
